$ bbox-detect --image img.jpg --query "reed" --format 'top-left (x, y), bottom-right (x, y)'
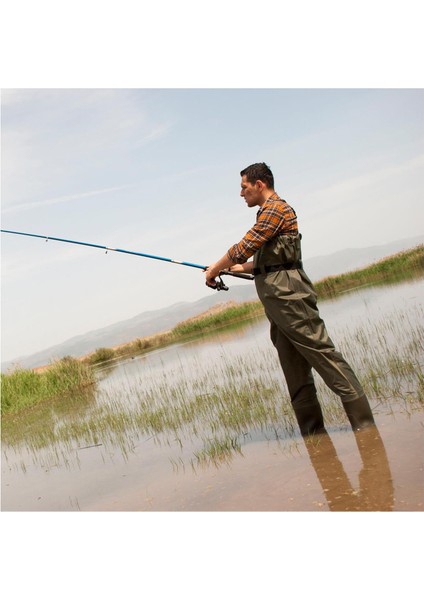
top-left (89, 347), bottom-right (116, 364)
top-left (315, 245), bottom-right (424, 298)
top-left (1, 357), bottom-right (95, 415)
top-left (172, 301), bottom-right (263, 336)
top-left (4, 300), bottom-right (422, 471)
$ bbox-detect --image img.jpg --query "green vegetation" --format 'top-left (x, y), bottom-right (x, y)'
top-left (1, 357), bottom-right (95, 415)
top-left (115, 333), bottom-right (172, 359)
top-left (83, 305), bottom-right (263, 367)
top-left (85, 333), bottom-right (174, 366)
top-left (172, 301), bottom-right (263, 337)
top-left (315, 245), bottom-right (424, 298)
top-left (89, 347), bottom-right (116, 364)
top-left (3, 301), bottom-right (423, 470)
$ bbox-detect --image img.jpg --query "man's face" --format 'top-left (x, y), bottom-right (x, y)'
top-left (240, 175), bottom-right (262, 208)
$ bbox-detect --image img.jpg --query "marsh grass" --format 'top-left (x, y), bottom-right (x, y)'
top-left (1, 357), bottom-right (95, 415)
top-left (3, 300), bottom-right (423, 471)
top-left (193, 435), bottom-right (243, 468)
top-left (314, 245), bottom-right (424, 298)
top-left (172, 302), bottom-right (264, 337)
top-left (89, 347), bottom-right (116, 364)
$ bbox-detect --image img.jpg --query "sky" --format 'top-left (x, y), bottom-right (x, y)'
top-left (1, 0), bottom-right (424, 594)
top-left (1, 88), bottom-right (424, 363)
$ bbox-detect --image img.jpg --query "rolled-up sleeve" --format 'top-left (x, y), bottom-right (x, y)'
top-left (226, 197), bottom-right (297, 263)
top-left (227, 218), bottom-right (277, 263)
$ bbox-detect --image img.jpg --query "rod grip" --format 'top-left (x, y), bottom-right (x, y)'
top-left (220, 270), bottom-right (255, 281)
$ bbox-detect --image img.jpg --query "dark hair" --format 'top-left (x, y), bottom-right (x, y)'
top-left (240, 162), bottom-right (274, 189)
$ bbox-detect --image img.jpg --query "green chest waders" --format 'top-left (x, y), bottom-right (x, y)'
top-left (253, 234), bottom-right (375, 435)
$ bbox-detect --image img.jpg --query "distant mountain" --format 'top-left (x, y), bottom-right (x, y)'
top-left (3, 234), bottom-right (423, 371)
top-left (2, 285), bottom-right (258, 371)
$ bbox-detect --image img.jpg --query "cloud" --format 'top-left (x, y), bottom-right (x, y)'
top-left (0, 89), bottom-right (29, 105)
top-left (1, 184), bottom-right (132, 214)
top-left (1, 246), bottom-right (83, 280)
top-left (1, 89), bottom-right (172, 210)
top-left (304, 153), bottom-right (424, 216)
top-left (298, 152), bottom-right (424, 256)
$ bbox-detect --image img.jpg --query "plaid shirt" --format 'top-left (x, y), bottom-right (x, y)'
top-left (227, 193), bottom-right (299, 263)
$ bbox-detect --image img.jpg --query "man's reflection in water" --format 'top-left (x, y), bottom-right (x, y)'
top-left (303, 427), bottom-right (394, 511)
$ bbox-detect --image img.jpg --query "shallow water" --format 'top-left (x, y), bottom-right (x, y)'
top-left (2, 278), bottom-right (424, 511)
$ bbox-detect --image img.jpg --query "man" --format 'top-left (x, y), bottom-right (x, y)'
top-left (205, 162), bottom-right (375, 436)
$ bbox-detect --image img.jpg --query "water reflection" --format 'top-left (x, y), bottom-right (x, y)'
top-left (304, 427), bottom-right (394, 511)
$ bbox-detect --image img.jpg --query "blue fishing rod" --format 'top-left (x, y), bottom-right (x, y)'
top-left (1, 229), bottom-right (254, 291)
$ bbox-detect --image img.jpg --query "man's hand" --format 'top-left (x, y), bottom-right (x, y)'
top-left (204, 263), bottom-right (220, 288)
top-left (204, 258), bottom-right (254, 289)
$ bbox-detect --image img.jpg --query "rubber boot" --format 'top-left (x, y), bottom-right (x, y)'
top-left (292, 400), bottom-right (326, 437)
top-left (343, 395), bottom-right (375, 431)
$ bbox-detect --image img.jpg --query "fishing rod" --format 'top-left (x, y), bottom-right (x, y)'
top-left (1, 229), bottom-right (254, 291)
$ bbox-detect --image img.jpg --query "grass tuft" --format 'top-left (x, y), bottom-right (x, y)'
top-left (1, 357), bottom-right (95, 415)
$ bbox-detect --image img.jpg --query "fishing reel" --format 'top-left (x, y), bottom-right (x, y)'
top-left (205, 274), bottom-right (229, 292)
